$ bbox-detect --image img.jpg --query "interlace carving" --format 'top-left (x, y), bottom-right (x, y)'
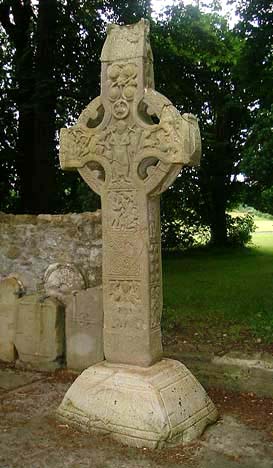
top-left (59, 19), bottom-right (201, 366)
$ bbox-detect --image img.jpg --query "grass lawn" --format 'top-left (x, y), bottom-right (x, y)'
top-left (162, 215), bottom-right (273, 347)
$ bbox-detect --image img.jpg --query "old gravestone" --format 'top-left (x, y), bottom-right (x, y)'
top-left (43, 264), bottom-right (104, 371)
top-left (65, 287), bottom-right (104, 370)
top-left (57, 20), bottom-right (217, 448)
top-left (0, 277), bottom-right (23, 361)
top-left (15, 295), bottom-right (65, 369)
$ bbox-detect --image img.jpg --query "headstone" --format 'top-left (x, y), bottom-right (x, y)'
top-left (14, 294), bottom-right (65, 370)
top-left (57, 19), bottom-right (217, 448)
top-left (0, 277), bottom-right (23, 361)
top-left (44, 262), bottom-right (86, 297)
top-left (66, 286), bottom-right (104, 371)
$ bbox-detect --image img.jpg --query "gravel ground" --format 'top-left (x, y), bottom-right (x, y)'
top-left (0, 364), bottom-right (272, 468)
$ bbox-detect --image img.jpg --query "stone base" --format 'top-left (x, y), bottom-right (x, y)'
top-left (57, 358), bottom-right (218, 448)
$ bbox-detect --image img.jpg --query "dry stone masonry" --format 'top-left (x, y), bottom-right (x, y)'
top-left (57, 20), bottom-right (217, 448)
top-left (0, 212), bottom-right (104, 370)
top-left (0, 211), bottom-right (102, 292)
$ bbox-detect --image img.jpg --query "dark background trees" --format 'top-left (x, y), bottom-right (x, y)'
top-left (0, 0), bottom-right (272, 246)
top-left (234, 0), bottom-right (273, 215)
top-left (152, 4), bottom-right (249, 246)
top-left (0, 0), bottom-right (58, 213)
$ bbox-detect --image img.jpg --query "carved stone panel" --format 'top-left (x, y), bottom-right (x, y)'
top-left (57, 20), bottom-right (218, 451)
top-left (103, 232), bottom-right (143, 278)
top-left (59, 19), bottom-right (201, 367)
top-left (105, 279), bottom-right (143, 330)
top-left (108, 191), bottom-right (139, 231)
top-left (43, 263), bottom-right (86, 300)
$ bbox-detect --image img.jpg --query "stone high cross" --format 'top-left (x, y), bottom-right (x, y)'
top-left (60, 19), bottom-right (201, 367)
top-left (58, 20), bottom-right (217, 449)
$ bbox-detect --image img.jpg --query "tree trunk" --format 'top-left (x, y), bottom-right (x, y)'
top-left (0, 0), bottom-right (58, 214)
top-left (16, 39), bottom-right (35, 213)
top-left (202, 110), bottom-right (230, 247)
top-left (209, 175), bottom-right (228, 246)
top-left (32, 0), bottom-right (58, 213)
top-left (0, 1), bottom-right (36, 213)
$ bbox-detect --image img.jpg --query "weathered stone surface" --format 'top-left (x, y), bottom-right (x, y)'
top-left (0, 211), bottom-right (102, 292)
top-left (58, 359), bottom-right (217, 448)
top-left (14, 294), bottom-right (65, 369)
top-left (44, 262), bottom-right (86, 297)
top-left (60, 20), bottom-right (201, 367)
top-left (66, 286), bottom-right (104, 371)
top-left (0, 277), bottom-right (23, 362)
top-left (166, 349), bottom-right (273, 398)
top-left (58, 19), bottom-right (217, 447)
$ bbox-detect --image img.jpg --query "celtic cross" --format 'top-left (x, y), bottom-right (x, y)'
top-left (60, 19), bottom-right (201, 367)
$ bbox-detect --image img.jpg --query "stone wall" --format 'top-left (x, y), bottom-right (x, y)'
top-left (0, 211), bottom-right (102, 292)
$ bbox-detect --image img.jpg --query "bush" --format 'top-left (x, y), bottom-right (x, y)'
top-left (161, 215), bottom-right (210, 251)
top-left (161, 213), bottom-right (255, 251)
top-left (235, 204), bottom-right (273, 220)
top-left (226, 213), bottom-right (256, 246)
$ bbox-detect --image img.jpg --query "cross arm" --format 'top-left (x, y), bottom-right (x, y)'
top-left (133, 90), bottom-right (201, 195)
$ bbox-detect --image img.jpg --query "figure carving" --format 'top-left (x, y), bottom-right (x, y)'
top-left (109, 121), bottom-right (131, 181)
top-left (58, 20), bottom-right (218, 450)
top-left (59, 19), bottom-right (201, 366)
top-left (109, 280), bottom-right (141, 305)
top-left (109, 191), bottom-right (139, 230)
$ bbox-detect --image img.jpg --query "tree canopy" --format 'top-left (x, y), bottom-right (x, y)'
top-left (0, 0), bottom-right (272, 246)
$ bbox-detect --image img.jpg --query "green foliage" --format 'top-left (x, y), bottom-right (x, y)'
top-left (0, 0), bottom-right (272, 252)
top-left (152, 3), bottom-right (249, 246)
top-left (161, 217), bottom-right (210, 251)
top-left (161, 167), bottom-right (209, 250)
top-left (260, 187), bottom-right (273, 215)
top-left (235, 204), bottom-right (273, 220)
top-left (60, 174), bottom-right (101, 213)
top-left (233, 0), bottom-right (273, 216)
top-left (162, 229), bottom-right (273, 344)
top-left (242, 106), bottom-right (273, 185)
top-left (234, 0), bottom-right (273, 109)
top-left (226, 213), bottom-right (256, 246)
top-left (241, 106), bottom-right (273, 214)
top-left (161, 211), bottom-right (255, 251)
top-left (0, 0), bottom-right (152, 214)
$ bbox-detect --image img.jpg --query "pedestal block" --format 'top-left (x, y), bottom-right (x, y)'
top-left (57, 359), bottom-right (217, 448)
